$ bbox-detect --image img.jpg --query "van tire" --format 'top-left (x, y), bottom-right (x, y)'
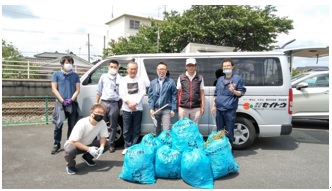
top-left (232, 117), bottom-right (256, 150)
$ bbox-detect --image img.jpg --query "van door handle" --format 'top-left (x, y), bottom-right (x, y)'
top-left (323, 90), bottom-right (329, 94)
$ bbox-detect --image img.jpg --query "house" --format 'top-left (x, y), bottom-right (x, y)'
top-left (24, 51), bottom-right (93, 79)
top-left (105, 14), bottom-right (162, 41)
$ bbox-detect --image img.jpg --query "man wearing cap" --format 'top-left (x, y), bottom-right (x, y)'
top-left (176, 58), bottom-right (205, 125)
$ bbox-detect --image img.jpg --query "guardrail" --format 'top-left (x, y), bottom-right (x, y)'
top-left (2, 60), bottom-right (91, 79)
top-left (2, 96), bottom-right (56, 126)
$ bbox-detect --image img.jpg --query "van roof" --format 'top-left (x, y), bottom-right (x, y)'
top-left (107, 46), bottom-right (329, 59)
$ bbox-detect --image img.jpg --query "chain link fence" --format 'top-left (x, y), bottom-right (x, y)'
top-left (2, 96), bottom-right (56, 126)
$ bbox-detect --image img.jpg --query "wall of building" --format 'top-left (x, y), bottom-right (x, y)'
top-left (2, 79), bottom-right (53, 96)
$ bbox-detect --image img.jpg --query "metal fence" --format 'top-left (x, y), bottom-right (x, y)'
top-left (2, 60), bottom-right (91, 79)
top-left (2, 96), bottom-right (56, 126)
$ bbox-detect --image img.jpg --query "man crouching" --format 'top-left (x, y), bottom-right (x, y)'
top-left (64, 103), bottom-right (111, 175)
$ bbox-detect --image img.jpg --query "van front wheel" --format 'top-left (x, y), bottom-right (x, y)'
top-left (232, 117), bottom-right (256, 150)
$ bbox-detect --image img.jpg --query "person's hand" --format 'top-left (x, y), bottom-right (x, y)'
top-left (96, 146), bottom-right (104, 159)
top-left (150, 109), bottom-right (155, 116)
top-left (62, 100), bottom-right (69, 106)
top-left (229, 81), bottom-right (235, 93)
top-left (170, 111), bottom-right (175, 118)
top-left (66, 98), bottom-right (73, 105)
top-left (211, 106), bottom-right (216, 116)
top-left (200, 107), bottom-right (205, 115)
top-left (88, 146), bottom-right (99, 158)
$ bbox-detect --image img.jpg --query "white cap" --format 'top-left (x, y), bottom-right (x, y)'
top-left (186, 58), bottom-right (196, 65)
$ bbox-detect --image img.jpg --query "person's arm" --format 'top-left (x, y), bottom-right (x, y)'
top-left (99, 137), bottom-right (107, 148)
top-left (200, 89), bottom-right (205, 115)
top-left (51, 82), bottom-right (65, 103)
top-left (119, 77), bottom-right (128, 103)
top-left (96, 75), bottom-right (103, 103)
top-left (171, 80), bottom-right (177, 117)
top-left (200, 77), bottom-right (205, 115)
top-left (211, 97), bottom-right (216, 115)
top-left (71, 83), bottom-right (80, 101)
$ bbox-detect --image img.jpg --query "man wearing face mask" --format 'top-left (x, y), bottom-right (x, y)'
top-left (148, 61), bottom-right (177, 136)
top-left (64, 103), bottom-right (111, 175)
top-left (51, 55), bottom-right (82, 154)
top-left (211, 58), bottom-right (246, 148)
top-left (96, 60), bottom-right (122, 153)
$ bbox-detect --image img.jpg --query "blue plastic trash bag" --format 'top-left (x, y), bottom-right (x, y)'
top-left (171, 118), bottom-right (204, 152)
top-left (204, 136), bottom-right (239, 179)
top-left (155, 130), bottom-right (172, 148)
top-left (155, 145), bottom-right (181, 179)
top-left (140, 132), bottom-right (162, 152)
top-left (119, 144), bottom-right (156, 184)
top-left (181, 148), bottom-right (214, 189)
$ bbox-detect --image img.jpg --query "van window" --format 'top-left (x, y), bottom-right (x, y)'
top-left (82, 59), bottom-right (128, 86)
top-left (144, 57), bottom-right (283, 86)
top-left (143, 58), bottom-right (213, 84)
top-left (210, 57), bottom-right (283, 86)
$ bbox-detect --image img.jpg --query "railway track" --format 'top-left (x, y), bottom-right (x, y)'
top-left (2, 98), bottom-right (55, 116)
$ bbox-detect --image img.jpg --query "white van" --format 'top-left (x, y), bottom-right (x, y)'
top-left (76, 47), bottom-right (327, 149)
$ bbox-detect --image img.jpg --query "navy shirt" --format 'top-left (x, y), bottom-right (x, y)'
top-left (51, 71), bottom-right (80, 100)
top-left (214, 74), bottom-right (246, 111)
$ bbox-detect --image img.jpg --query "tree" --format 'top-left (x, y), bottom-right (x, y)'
top-left (105, 5), bottom-right (293, 56)
top-left (2, 39), bottom-right (23, 60)
top-left (1, 40), bottom-right (40, 79)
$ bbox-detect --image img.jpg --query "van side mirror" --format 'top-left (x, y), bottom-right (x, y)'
top-left (296, 82), bottom-right (309, 90)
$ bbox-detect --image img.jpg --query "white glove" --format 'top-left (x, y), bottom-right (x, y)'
top-left (96, 146), bottom-right (104, 159)
top-left (88, 146), bottom-right (99, 158)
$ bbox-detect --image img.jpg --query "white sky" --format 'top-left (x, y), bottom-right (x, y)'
top-left (1, 1), bottom-right (330, 68)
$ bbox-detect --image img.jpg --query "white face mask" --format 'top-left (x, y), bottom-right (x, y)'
top-left (223, 69), bottom-right (232, 75)
top-left (64, 64), bottom-right (72, 71)
top-left (109, 68), bottom-right (117, 75)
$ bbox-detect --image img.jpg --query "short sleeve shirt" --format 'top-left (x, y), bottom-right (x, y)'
top-left (51, 71), bottom-right (80, 100)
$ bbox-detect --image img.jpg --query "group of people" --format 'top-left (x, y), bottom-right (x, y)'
top-left (51, 55), bottom-right (246, 175)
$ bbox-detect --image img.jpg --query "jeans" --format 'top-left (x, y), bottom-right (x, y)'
top-left (122, 110), bottom-right (142, 149)
top-left (54, 102), bottom-right (78, 145)
top-left (216, 108), bottom-right (237, 143)
top-left (154, 110), bottom-right (171, 136)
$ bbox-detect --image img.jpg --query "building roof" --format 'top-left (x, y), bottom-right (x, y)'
top-left (105, 13), bottom-right (162, 25)
top-left (25, 52), bottom-right (92, 67)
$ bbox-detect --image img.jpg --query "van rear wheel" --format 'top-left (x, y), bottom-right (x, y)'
top-left (232, 117), bottom-right (256, 150)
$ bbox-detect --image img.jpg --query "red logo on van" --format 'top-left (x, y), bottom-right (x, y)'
top-left (243, 102), bottom-right (251, 110)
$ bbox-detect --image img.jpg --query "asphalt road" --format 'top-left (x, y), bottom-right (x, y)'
top-left (2, 120), bottom-right (329, 189)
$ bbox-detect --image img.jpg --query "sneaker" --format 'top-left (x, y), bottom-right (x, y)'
top-left (109, 147), bottom-right (116, 153)
top-left (66, 166), bottom-right (76, 175)
top-left (82, 154), bottom-right (96, 166)
top-left (51, 144), bottom-right (60, 154)
top-left (122, 148), bottom-right (128, 155)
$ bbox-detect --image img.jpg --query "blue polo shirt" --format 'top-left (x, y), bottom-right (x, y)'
top-left (51, 71), bottom-right (80, 100)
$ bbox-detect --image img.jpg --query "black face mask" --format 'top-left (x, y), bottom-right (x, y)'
top-left (93, 114), bottom-right (104, 122)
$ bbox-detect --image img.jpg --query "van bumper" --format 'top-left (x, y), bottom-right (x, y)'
top-left (280, 124), bottom-right (292, 135)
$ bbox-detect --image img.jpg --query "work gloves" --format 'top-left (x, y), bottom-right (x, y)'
top-left (88, 146), bottom-right (99, 158)
top-left (96, 146), bottom-right (104, 159)
top-left (87, 146), bottom-right (105, 159)
top-left (62, 98), bottom-right (73, 106)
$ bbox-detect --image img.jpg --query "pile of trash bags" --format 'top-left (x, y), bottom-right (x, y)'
top-left (119, 118), bottom-right (239, 189)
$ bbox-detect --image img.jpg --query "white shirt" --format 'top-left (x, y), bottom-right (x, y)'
top-left (64, 117), bottom-right (108, 147)
top-left (119, 75), bottom-right (146, 112)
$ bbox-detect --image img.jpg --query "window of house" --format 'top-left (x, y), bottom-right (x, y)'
top-left (129, 20), bottom-right (140, 30)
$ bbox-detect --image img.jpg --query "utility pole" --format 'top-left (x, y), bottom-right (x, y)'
top-left (87, 34), bottom-right (91, 63)
top-left (157, 28), bottom-right (160, 53)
